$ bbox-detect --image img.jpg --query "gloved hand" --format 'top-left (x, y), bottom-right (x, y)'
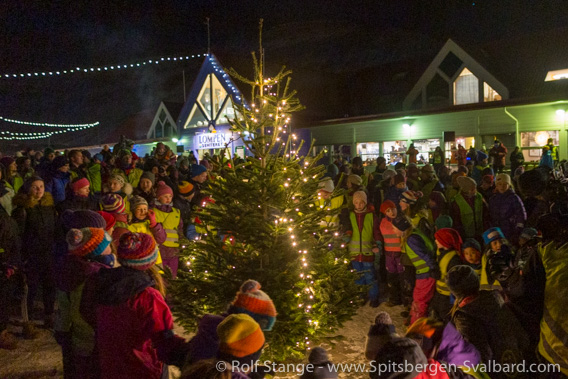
top-left (147, 209), bottom-right (157, 228)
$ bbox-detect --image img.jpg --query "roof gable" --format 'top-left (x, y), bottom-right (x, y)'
top-left (403, 39), bottom-right (509, 110)
top-left (176, 54), bottom-right (244, 132)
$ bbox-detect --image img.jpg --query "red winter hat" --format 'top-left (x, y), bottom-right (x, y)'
top-left (71, 177), bottom-right (90, 192)
top-left (155, 181), bottom-right (173, 198)
top-left (434, 228), bottom-right (463, 252)
top-left (96, 211), bottom-right (116, 231)
top-left (380, 200), bottom-right (396, 215)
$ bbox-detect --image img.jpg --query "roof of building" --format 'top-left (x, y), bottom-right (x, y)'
top-left (103, 109), bottom-right (155, 144)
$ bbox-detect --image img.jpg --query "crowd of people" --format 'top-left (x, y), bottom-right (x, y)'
top-left (316, 139), bottom-right (567, 378)
top-left (0, 136), bottom-right (566, 378)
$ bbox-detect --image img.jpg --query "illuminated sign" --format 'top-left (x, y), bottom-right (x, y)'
top-left (194, 132), bottom-right (231, 149)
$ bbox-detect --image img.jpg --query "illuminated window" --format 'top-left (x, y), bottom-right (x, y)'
top-left (483, 83), bottom-right (502, 102)
top-left (545, 69), bottom-right (568, 81)
top-left (383, 141), bottom-right (407, 164)
top-left (453, 68), bottom-right (478, 105)
top-left (520, 131), bottom-right (559, 160)
top-left (357, 143), bottom-right (380, 161)
top-left (185, 74), bottom-right (233, 129)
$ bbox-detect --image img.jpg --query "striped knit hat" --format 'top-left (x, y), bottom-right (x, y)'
top-left (228, 280), bottom-right (277, 331)
top-left (101, 193), bottom-right (126, 214)
top-left (217, 313), bottom-right (265, 365)
top-left (117, 232), bottom-right (158, 271)
top-left (178, 181), bottom-right (195, 196)
top-left (66, 228), bottom-right (112, 258)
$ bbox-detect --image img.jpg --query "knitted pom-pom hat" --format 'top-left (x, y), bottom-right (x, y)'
top-left (117, 232), bottom-right (158, 271)
top-left (66, 228), bottom-right (112, 258)
top-left (101, 193), bottom-right (125, 214)
top-left (155, 181), bottom-right (173, 198)
top-left (61, 209), bottom-right (106, 230)
top-left (217, 313), bottom-right (265, 365)
top-left (228, 280), bottom-right (277, 331)
top-left (178, 181), bottom-right (195, 196)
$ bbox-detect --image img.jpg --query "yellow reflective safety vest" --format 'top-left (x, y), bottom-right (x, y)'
top-left (348, 212), bottom-right (375, 257)
top-left (127, 221), bottom-right (162, 266)
top-left (479, 254), bottom-right (502, 291)
top-left (152, 208), bottom-right (181, 248)
top-left (315, 195), bottom-right (344, 227)
top-left (436, 250), bottom-right (458, 296)
top-left (537, 242), bottom-right (568, 375)
top-left (453, 193), bottom-right (484, 239)
top-left (403, 229), bottom-right (434, 275)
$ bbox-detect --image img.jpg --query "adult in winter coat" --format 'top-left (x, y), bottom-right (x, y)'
top-left (509, 146), bottom-right (524, 174)
top-left (488, 140), bottom-right (507, 173)
top-left (91, 232), bottom-right (189, 379)
top-left (0, 156), bottom-right (24, 193)
top-left (55, 227), bottom-right (114, 379)
top-left (0, 198), bottom-right (21, 349)
top-left (488, 174), bottom-right (526, 246)
top-left (488, 227), bottom-right (545, 358)
top-left (186, 280), bottom-right (276, 365)
top-left (112, 149), bottom-right (144, 188)
top-left (189, 164), bottom-right (208, 209)
top-left (530, 211), bottom-right (568, 375)
top-left (431, 228), bottom-right (463, 322)
top-left (416, 164), bottom-right (444, 210)
top-left (12, 176), bottom-right (57, 328)
top-left (447, 266), bottom-right (529, 371)
top-left (393, 216), bottom-right (439, 324)
top-left (44, 155), bottom-right (71, 204)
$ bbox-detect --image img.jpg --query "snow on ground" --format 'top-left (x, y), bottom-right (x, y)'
top-left (0, 303), bottom-right (407, 379)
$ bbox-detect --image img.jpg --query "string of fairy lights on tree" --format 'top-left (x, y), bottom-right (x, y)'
top-left (1, 53), bottom-right (207, 79)
top-left (0, 116), bottom-right (98, 140)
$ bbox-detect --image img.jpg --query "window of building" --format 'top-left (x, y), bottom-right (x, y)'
top-left (357, 143), bottom-right (380, 163)
top-left (545, 69), bottom-right (568, 81)
top-left (484, 83), bottom-right (502, 102)
top-left (453, 68), bottom-right (479, 105)
top-left (412, 139), bottom-right (440, 163)
top-left (520, 131), bottom-right (559, 161)
top-left (185, 74), bottom-right (234, 129)
top-left (383, 141), bottom-right (407, 164)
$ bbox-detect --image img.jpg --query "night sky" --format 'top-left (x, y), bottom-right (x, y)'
top-left (1, 0), bottom-right (566, 150)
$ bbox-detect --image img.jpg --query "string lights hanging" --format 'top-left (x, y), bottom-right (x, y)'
top-left (0, 116), bottom-right (99, 140)
top-left (1, 53), bottom-right (207, 80)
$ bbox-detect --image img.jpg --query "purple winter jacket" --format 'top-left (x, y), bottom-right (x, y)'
top-left (488, 189), bottom-right (526, 244)
top-left (437, 321), bottom-right (481, 367)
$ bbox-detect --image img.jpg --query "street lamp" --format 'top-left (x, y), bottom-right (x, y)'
top-left (403, 123), bottom-right (415, 142)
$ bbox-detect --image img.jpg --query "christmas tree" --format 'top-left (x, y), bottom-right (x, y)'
top-left (171, 20), bottom-right (363, 360)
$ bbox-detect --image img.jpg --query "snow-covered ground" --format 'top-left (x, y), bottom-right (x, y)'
top-left (0, 303), bottom-right (407, 378)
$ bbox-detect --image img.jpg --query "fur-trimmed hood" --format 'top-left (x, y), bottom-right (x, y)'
top-left (13, 191), bottom-right (54, 209)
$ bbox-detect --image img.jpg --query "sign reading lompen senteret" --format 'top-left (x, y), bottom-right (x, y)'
top-left (194, 133), bottom-right (231, 149)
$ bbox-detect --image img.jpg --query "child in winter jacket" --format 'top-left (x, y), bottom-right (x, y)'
top-left (173, 181), bottom-right (198, 240)
top-left (186, 279), bottom-right (276, 365)
top-left (100, 193), bottom-right (130, 245)
top-left (55, 227), bottom-right (113, 379)
top-left (481, 227), bottom-right (509, 293)
top-left (379, 200), bottom-right (404, 307)
top-left (128, 195), bottom-right (166, 267)
top-left (431, 228), bottom-right (463, 321)
top-left (461, 239), bottom-right (482, 274)
top-left (57, 177), bottom-right (99, 213)
top-left (152, 182), bottom-right (182, 278)
top-left (392, 216), bottom-right (438, 324)
top-left (92, 232), bottom-right (189, 379)
top-left (344, 191), bottom-right (382, 307)
top-left (103, 173), bottom-right (132, 212)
